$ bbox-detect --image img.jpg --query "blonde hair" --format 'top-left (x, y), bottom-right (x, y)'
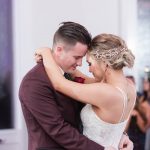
top-left (89, 34), bottom-right (135, 70)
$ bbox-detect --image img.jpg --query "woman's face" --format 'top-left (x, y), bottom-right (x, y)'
top-left (86, 54), bottom-right (106, 82)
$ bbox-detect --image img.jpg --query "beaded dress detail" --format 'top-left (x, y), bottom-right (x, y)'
top-left (80, 87), bottom-right (130, 149)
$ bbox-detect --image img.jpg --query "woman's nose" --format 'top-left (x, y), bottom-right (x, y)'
top-left (89, 67), bottom-right (92, 73)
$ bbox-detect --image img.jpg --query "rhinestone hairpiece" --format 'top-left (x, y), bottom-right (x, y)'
top-left (91, 47), bottom-right (127, 60)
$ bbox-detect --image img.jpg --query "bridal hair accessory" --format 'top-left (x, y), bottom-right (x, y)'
top-left (91, 47), bottom-right (128, 60)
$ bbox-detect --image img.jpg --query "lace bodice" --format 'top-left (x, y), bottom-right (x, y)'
top-left (80, 104), bottom-right (128, 149)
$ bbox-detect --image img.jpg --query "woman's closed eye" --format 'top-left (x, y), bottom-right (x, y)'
top-left (88, 62), bottom-right (92, 66)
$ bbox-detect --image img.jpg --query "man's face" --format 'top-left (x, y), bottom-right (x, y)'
top-left (56, 42), bottom-right (88, 73)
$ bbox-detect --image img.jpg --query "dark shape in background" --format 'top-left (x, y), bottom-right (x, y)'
top-left (0, 0), bottom-right (13, 129)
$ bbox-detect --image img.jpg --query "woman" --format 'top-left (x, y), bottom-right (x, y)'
top-left (35, 34), bottom-right (136, 149)
top-left (126, 94), bottom-right (148, 150)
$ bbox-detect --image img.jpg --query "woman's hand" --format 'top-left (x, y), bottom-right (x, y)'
top-left (131, 109), bottom-right (138, 117)
top-left (35, 47), bottom-right (51, 63)
top-left (35, 53), bottom-right (43, 63)
top-left (119, 134), bottom-right (133, 150)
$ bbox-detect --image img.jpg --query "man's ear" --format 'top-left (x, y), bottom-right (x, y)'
top-left (55, 46), bottom-right (63, 56)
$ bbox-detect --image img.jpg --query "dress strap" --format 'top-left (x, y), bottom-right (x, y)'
top-left (115, 87), bottom-right (128, 123)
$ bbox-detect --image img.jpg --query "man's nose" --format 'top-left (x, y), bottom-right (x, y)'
top-left (77, 59), bottom-right (82, 66)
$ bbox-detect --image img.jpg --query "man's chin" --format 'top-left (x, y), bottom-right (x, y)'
top-left (66, 69), bottom-right (76, 74)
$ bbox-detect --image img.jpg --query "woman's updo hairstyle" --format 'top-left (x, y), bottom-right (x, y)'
top-left (89, 34), bottom-right (135, 70)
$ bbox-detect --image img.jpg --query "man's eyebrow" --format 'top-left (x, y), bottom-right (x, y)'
top-left (74, 56), bottom-right (83, 58)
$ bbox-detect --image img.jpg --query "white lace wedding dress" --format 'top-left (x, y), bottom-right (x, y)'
top-left (80, 87), bottom-right (131, 149)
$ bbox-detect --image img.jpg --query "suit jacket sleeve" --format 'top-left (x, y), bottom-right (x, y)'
top-left (21, 76), bottom-right (104, 150)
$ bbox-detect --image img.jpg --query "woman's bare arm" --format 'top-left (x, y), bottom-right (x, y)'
top-left (35, 48), bottom-right (117, 108)
top-left (135, 110), bottom-right (147, 132)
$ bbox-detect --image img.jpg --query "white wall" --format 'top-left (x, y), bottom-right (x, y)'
top-left (12, 0), bottom-right (137, 149)
top-left (14, 0), bottom-right (122, 75)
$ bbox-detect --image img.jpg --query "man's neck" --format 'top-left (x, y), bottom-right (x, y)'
top-left (52, 52), bottom-right (64, 75)
top-left (59, 67), bottom-right (64, 75)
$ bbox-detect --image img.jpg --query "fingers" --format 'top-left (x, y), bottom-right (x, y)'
top-left (119, 143), bottom-right (133, 150)
top-left (34, 47), bottom-right (51, 63)
top-left (119, 138), bottom-right (133, 150)
top-left (35, 54), bottom-right (43, 63)
top-left (118, 134), bottom-right (130, 149)
top-left (35, 47), bottom-right (51, 57)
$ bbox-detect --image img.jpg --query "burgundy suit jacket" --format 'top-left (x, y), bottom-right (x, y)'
top-left (19, 63), bottom-right (104, 150)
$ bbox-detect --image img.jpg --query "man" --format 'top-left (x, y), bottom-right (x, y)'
top-left (19, 22), bottom-right (133, 150)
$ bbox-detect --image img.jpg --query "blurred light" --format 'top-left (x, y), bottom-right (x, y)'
top-left (144, 66), bottom-right (150, 73)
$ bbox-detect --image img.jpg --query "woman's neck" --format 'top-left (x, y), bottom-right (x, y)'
top-left (105, 69), bottom-right (126, 86)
